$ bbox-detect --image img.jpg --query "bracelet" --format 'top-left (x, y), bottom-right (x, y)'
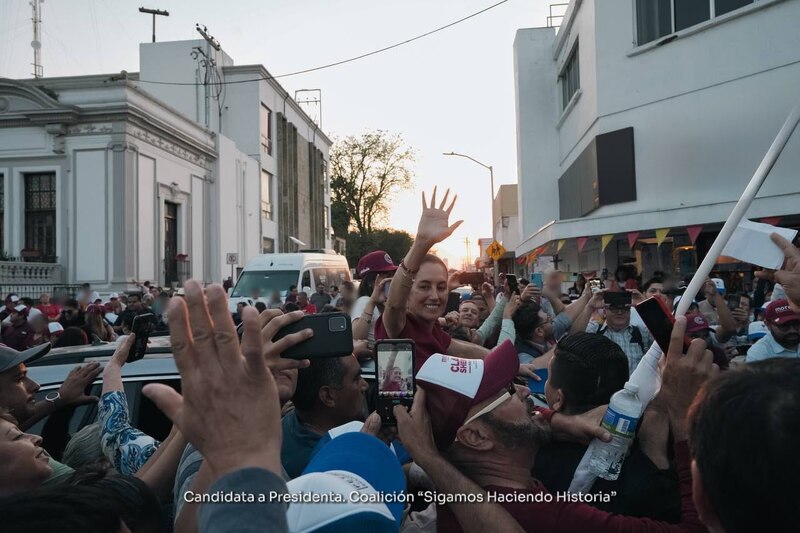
top-left (398, 260), bottom-right (418, 276)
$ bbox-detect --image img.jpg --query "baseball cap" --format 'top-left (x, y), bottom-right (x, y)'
top-left (415, 340), bottom-right (519, 451)
top-left (11, 304), bottom-right (29, 317)
top-left (686, 314), bottom-right (712, 334)
top-left (764, 299), bottom-right (800, 325)
top-left (286, 432), bottom-right (405, 532)
top-left (0, 342), bottom-right (51, 373)
top-left (48, 322), bottom-right (64, 335)
top-left (109, 292), bottom-right (119, 300)
top-left (356, 251), bottom-right (397, 279)
top-left (747, 321), bottom-right (769, 341)
top-left (9, 294), bottom-right (20, 303)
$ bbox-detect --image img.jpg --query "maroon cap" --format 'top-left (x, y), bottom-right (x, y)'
top-left (356, 250), bottom-right (397, 279)
top-left (764, 299), bottom-right (800, 325)
top-left (415, 340), bottom-right (520, 451)
top-left (686, 313), bottom-right (712, 334)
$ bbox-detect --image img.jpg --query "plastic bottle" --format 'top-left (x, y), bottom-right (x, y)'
top-left (586, 382), bottom-right (642, 481)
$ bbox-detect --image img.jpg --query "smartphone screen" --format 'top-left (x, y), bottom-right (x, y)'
top-left (506, 274), bottom-right (519, 295)
top-left (444, 292), bottom-right (461, 315)
top-left (129, 313), bottom-right (155, 363)
top-left (383, 279), bottom-right (392, 299)
top-left (726, 294), bottom-right (741, 311)
top-left (530, 272), bottom-right (543, 289)
top-left (376, 341), bottom-right (415, 425)
top-left (635, 297), bottom-right (690, 355)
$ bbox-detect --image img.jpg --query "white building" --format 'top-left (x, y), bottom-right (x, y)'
top-left (514, 0), bottom-right (800, 287)
top-left (138, 39), bottom-right (332, 257)
top-left (0, 74), bottom-right (257, 293)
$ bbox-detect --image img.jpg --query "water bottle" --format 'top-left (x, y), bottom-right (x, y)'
top-left (586, 382), bottom-right (642, 480)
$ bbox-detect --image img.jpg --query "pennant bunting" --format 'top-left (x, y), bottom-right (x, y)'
top-left (516, 255), bottom-right (526, 265)
top-left (601, 234), bottom-right (615, 253)
top-left (686, 225), bottom-right (703, 245)
top-left (760, 216), bottom-right (781, 227)
top-left (655, 228), bottom-right (670, 247)
top-left (576, 237), bottom-right (588, 254)
top-left (627, 232), bottom-right (640, 249)
top-left (556, 239), bottom-right (566, 253)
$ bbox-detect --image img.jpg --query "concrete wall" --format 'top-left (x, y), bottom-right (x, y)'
top-left (515, 0), bottom-right (800, 255)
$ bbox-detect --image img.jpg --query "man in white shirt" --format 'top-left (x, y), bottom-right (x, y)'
top-left (746, 299), bottom-right (800, 362)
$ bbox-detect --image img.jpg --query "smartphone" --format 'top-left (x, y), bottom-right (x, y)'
top-left (383, 279), bottom-right (392, 299)
top-left (527, 368), bottom-right (548, 394)
top-left (530, 272), bottom-right (543, 289)
top-left (589, 278), bottom-right (604, 293)
top-left (275, 312), bottom-right (354, 359)
top-left (726, 294), bottom-right (741, 311)
top-left (444, 292), bottom-right (462, 315)
top-left (459, 272), bottom-right (485, 286)
top-left (635, 297), bottom-right (690, 354)
top-left (375, 340), bottom-right (415, 425)
top-left (604, 291), bottom-right (631, 307)
top-left (128, 313), bottom-right (155, 363)
top-left (506, 274), bottom-right (519, 295)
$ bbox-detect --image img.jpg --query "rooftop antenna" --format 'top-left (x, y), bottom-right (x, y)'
top-left (30, 0), bottom-right (43, 78)
top-left (138, 7), bottom-right (169, 43)
top-left (195, 24), bottom-right (221, 51)
top-left (295, 89), bottom-right (323, 128)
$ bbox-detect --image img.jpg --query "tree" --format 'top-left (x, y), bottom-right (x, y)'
top-left (343, 228), bottom-right (414, 268)
top-left (330, 131), bottom-right (414, 240)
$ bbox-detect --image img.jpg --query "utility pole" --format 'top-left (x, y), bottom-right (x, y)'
top-left (295, 89), bottom-right (323, 128)
top-left (30, 0), bottom-right (43, 78)
top-left (464, 236), bottom-right (472, 268)
top-left (138, 7), bottom-right (169, 43)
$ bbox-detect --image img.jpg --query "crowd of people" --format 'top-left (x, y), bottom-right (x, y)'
top-left (1, 188), bottom-right (799, 532)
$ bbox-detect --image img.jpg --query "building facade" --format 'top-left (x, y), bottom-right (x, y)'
top-left (138, 40), bottom-right (332, 259)
top-left (0, 75), bottom-right (250, 293)
top-left (514, 0), bottom-right (800, 287)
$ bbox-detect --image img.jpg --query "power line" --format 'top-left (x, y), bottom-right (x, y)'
top-left (137, 0), bottom-right (510, 87)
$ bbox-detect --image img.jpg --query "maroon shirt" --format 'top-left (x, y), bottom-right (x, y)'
top-left (375, 312), bottom-right (451, 375)
top-left (437, 441), bottom-right (704, 533)
top-left (1, 321), bottom-right (36, 351)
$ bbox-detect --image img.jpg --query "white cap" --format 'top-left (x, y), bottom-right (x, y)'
top-left (14, 304), bottom-right (27, 313)
top-left (748, 321), bottom-right (769, 341)
top-left (105, 312), bottom-right (118, 325)
top-left (109, 292), bottom-right (119, 299)
top-left (28, 308), bottom-right (43, 320)
top-left (10, 295), bottom-right (20, 303)
top-left (48, 323), bottom-right (64, 334)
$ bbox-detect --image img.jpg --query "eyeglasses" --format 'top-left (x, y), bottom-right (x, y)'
top-left (461, 383), bottom-right (518, 428)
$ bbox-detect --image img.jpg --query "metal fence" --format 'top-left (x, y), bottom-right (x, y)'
top-left (0, 284), bottom-right (83, 301)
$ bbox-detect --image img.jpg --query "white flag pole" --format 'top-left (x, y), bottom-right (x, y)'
top-left (676, 103), bottom-right (800, 316)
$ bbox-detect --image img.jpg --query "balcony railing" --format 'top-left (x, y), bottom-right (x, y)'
top-left (0, 260), bottom-right (64, 284)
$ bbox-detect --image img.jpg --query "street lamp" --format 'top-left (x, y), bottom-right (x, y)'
top-left (443, 151), bottom-right (498, 285)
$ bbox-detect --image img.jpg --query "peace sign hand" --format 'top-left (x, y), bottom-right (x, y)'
top-left (416, 187), bottom-right (463, 247)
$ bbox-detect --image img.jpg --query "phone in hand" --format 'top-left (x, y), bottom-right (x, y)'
top-left (726, 294), bottom-right (741, 311)
top-left (506, 274), bottom-right (519, 295)
top-left (635, 297), bottom-right (690, 355)
top-left (275, 312), bottom-right (354, 359)
top-left (459, 272), bottom-right (485, 286)
top-left (375, 340), bottom-right (415, 426)
top-left (530, 272), bottom-right (543, 289)
top-left (444, 292), bottom-right (461, 315)
top-left (383, 279), bottom-right (392, 299)
top-left (527, 368), bottom-right (548, 394)
top-left (128, 313), bottom-right (155, 363)
top-left (589, 278), bottom-right (604, 293)
top-left (604, 291), bottom-right (631, 307)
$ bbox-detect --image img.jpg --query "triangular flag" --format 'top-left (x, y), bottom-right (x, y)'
top-left (627, 232), bottom-right (640, 249)
top-left (655, 228), bottom-right (670, 247)
top-left (516, 255), bottom-right (527, 265)
top-left (601, 234), bottom-right (614, 253)
top-left (556, 239), bottom-right (566, 253)
top-left (576, 237), bottom-right (588, 253)
top-left (760, 216), bottom-right (781, 227)
top-left (686, 225), bottom-right (703, 245)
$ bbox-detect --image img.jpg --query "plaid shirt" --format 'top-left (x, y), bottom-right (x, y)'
top-left (587, 321), bottom-right (653, 374)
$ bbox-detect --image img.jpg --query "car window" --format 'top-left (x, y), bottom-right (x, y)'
top-left (301, 270), bottom-right (312, 290)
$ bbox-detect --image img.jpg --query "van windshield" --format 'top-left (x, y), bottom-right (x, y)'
top-left (231, 271), bottom-right (299, 298)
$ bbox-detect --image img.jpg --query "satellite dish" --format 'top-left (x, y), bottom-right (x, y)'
top-left (31, 40), bottom-right (41, 50)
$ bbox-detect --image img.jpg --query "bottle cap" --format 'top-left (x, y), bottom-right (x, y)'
top-left (623, 382), bottom-right (639, 394)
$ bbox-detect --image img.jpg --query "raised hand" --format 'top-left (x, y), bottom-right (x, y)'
top-left (416, 187), bottom-right (463, 247)
top-left (59, 362), bottom-right (102, 406)
top-left (143, 281), bottom-right (284, 479)
top-left (756, 233), bottom-right (800, 311)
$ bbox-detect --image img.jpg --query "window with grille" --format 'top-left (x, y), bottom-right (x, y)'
top-left (24, 172), bottom-right (57, 262)
top-left (261, 169), bottom-right (273, 220)
top-left (260, 104), bottom-right (273, 155)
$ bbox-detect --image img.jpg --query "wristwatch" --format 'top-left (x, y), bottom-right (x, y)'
top-left (45, 391), bottom-right (61, 404)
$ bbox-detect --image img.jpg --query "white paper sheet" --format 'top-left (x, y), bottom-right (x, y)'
top-left (721, 219), bottom-right (797, 270)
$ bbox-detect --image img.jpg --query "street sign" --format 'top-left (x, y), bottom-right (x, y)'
top-left (487, 241), bottom-right (506, 261)
top-left (226, 253), bottom-right (239, 265)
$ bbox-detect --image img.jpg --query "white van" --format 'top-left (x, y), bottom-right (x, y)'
top-left (228, 251), bottom-right (351, 312)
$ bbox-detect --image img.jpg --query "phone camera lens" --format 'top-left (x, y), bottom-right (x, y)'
top-left (328, 316), bottom-right (346, 332)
